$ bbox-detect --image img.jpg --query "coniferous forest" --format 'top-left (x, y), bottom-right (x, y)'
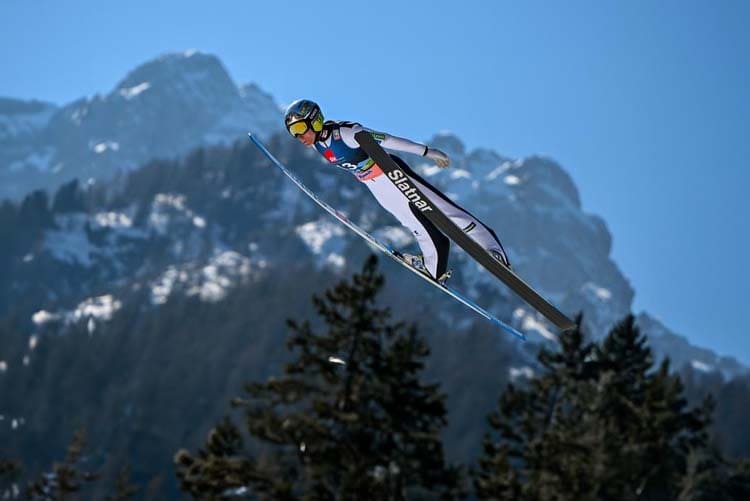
top-left (2, 256), bottom-right (750, 500)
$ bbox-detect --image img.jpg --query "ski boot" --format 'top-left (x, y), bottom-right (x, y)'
top-left (488, 248), bottom-right (512, 270)
top-left (401, 253), bottom-right (452, 285)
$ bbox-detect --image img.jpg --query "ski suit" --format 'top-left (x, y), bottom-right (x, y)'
top-left (313, 121), bottom-right (509, 279)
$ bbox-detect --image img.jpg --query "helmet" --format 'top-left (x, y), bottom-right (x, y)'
top-left (284, 99), bottom-right (324, 139)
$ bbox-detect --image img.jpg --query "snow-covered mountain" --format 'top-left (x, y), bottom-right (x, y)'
top-left (0, 50), bottom-right (283, 200)
top-left (0, 51), bottom-right (744, 381)
top-left (407, 133), bottom-right (634, 332)
top-left (398, 134), bottom-right (746, 378)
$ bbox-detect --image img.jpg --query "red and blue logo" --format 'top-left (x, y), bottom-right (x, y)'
top-left (324, 149), bottom-right (337, 163)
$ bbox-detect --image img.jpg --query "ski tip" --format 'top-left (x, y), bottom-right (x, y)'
top-left (247, 132), bottom-right (254, 138)
top-left (558, 319), bottom-right (577, 332)
top-left (493, 319), bottom-right (526, 341)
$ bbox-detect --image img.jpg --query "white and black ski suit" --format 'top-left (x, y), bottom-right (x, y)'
top-left (313, 121), bottom-right (509, 279)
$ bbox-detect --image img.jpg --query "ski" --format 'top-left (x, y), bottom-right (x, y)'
top-left (354, 131), bottom-right (575, 331)
top-left (248, 133), bottom-right (526, 340)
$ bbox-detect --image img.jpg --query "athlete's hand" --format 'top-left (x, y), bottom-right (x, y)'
top-left (425, 147), bottom-right (450, 168)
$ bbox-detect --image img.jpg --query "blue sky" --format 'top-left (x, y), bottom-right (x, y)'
top-left (2, 1), bottom-right (748, 361)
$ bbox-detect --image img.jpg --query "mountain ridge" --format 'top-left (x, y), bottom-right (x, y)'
top-left (0, 50), bottom-right (744, 380)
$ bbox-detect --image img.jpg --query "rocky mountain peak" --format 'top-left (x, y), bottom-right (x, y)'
top-left (0, 98), bottom-right (57, 143)
top-left (0, 97), bottom-right (57, 115)
top-left (427, 131), bottom-right (466, 159)
top-left (0, 51), bottom-right (282, 200)
top-left (111, 50), bottom-right (238, 107)
top-left (505, 155), bottom-right (582, 210)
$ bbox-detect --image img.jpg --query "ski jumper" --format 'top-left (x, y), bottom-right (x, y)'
top-left (313, 121), bottom-right (509, 279)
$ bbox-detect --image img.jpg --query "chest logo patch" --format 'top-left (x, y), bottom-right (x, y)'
top-left (323, 149), bottom-right (337, 162)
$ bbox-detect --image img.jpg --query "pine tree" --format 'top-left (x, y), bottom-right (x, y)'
top-left (175, 256), bottom-right (464, 500)
top-left (475, 316), bottom-right (602, 500)
top-left (25, 428), bottom-right (99, 500)
top-left (593, 316), bottom-right (712, 500)
top-left (476, 315), bottom-right (719, 501)
top-left (106, 466), bottom-right (139, 501)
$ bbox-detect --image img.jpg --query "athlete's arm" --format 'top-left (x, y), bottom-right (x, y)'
top-left (340, 125), bottom-right (451, 167)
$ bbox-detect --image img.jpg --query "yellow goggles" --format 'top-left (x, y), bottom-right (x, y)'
top-left (287, 114), bottom-right (324, 137)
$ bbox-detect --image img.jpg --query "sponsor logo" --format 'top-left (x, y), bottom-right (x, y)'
top-left (332, 129), bottom-right (341, 140)
top-left (324, 149), bottom-right (337, 162)
top-left (386, 169), bottom-right (434, 212)
top-left (355, 163), bottom-right (383, 181)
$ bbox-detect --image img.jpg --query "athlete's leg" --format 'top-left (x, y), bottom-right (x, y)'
top-left (361, 172), bottom-right (450, 279)
top-left (392, 156), bottom-right (511, 267)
